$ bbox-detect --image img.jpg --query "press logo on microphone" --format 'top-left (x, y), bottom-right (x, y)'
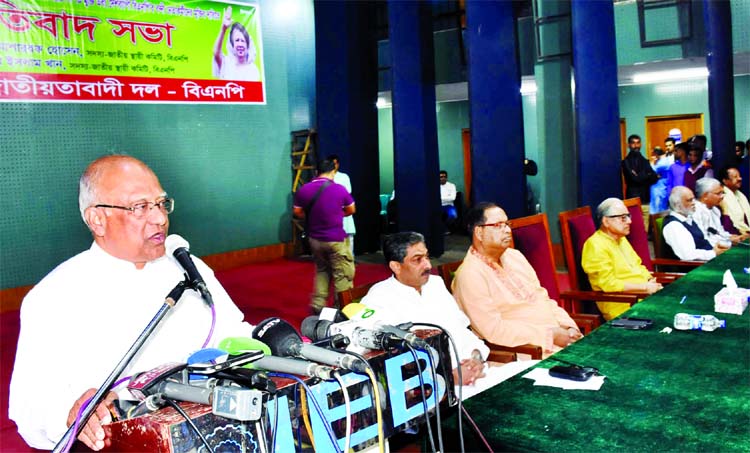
top-left (255, 318), bottom-right (280, 338)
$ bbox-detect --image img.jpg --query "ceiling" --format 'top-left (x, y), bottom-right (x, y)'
top-left (378, 51), bottom-right (750, 105)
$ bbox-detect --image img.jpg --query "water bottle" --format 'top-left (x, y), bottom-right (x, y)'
top-left (699, 315), bottom-right (726, 332)
top-left (673, 313), bottom-right (726, 331)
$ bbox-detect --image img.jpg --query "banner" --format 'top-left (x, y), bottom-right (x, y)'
top-left (0, 0), bottom-right (265, 103)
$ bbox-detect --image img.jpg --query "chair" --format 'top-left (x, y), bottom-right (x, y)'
top-left (336, 281), bottom-right (377, 308)
top-left (650, 211), bottom-right (703, 269)
top-left (437, 260), bottom-right (462, 291)
top-left (558, 206), bottom-right (641, 314)
top-left (510, 213), bottom-right (602, 332)
top-left (623, 197), bottom-right (699, 274)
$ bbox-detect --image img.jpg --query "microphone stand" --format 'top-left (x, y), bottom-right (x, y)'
top-left (52, 278), bottom-right (190, 453)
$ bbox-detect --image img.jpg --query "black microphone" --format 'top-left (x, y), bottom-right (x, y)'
top-left (252, 318), bottom-right (367, 373)
top-left (302, 314), bottom-right (429, 350)
top-left (165, 234), bottom-right (213, 306)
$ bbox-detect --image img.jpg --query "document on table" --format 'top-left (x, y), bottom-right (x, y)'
top-left (522, 367), bottom-right (606, 390)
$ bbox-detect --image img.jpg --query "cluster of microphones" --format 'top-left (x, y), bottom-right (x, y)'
top-left (55, 235), bottom-right (442, 453)
top-left (125, 301), bottom-right (431, 422)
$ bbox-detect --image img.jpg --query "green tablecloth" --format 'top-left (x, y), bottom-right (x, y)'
top-left (446, 245), bottom-right (750, 452)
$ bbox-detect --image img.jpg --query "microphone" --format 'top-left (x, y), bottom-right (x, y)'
top-left (156, 380), bottom-right (215, 405)
top-left (374, 322), bottom-right (429, 350)
top-left (252, 318), bottom-right (367, 373)
top-left (302, 315), bottom-right (427, 351)
top-left (165, 234), bottom-right (213, 306)
top-left (217, 338), bottom-right (335, 380)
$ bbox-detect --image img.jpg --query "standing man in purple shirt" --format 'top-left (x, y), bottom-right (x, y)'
top-left (294, 158), bottom-right (356, 313)
top-left (667, 142), bottom-right (690, 196)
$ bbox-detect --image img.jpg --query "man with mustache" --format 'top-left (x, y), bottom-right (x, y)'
top-left (360, 232), bottom-right (489, 386)
top-left (452, 203), bottom-right (581, 358)
top-left (9, 155), bottom-right (254, 451)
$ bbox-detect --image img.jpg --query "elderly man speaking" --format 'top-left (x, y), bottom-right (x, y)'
top-left (582, 198), bottom-right (662, 320)
top-left (9, 155), bottom-right (254, 450)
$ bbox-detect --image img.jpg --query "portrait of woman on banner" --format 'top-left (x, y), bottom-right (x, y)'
top-left (213, 6), bottom-right (261, 81)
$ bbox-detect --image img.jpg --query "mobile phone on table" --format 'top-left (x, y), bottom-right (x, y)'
top-left (187, 350), bottom-right (264, 375)
top-left (610, 317), bottom-right (653, 330)
top-left (548, 365), bottom-right (598, 381)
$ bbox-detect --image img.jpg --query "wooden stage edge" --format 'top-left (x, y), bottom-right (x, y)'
top-left (0, 242), bottom-right (295, 314)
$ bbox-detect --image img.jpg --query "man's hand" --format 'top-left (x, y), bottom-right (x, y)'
top-left (552, 327), bottom-right (582, 348)
top-left (453, 358), bottom-right (485, 386)
top-left (714, 242), bottom-right (730, 256)
top-left (645, 280), bottom-right (663, 294)
top-left (67, 388), bottom-right (117, 451)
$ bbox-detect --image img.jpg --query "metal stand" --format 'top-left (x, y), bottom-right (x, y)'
top-left (52, 279), bottom-right (190, 452)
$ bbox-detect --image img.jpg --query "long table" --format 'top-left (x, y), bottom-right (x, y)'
top-left (444, 244), bottom-right (750, 452)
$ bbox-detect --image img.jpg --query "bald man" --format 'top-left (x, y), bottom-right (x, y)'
top-left (9, 155), bottom-right (253, 450)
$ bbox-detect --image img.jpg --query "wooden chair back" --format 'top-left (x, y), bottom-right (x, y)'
top-left (336, 281), bottom-right (377, 308)
top-left (437, 260), bottom-right (462, 292)
top-left (650, 211), bottom-right (670, 259)
top-left (558, 206), bottom-right (596, 291)
top-left (623, 197), bottom-right (655, 271)
top-left (510, 213), bottom-right (561, 302)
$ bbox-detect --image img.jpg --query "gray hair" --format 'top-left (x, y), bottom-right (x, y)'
top-left (78, 154), bottom-right (134, 226)
top-left (78, 163), bottom-right (104, 226)
top-left (382, 232), bottom-right (425, 264)
top-left (695, 177), bottom-right (720, 199)
top-left (596, 198), bottom-right (624, 223)
top-left (669, 186), bottom-right (692, 214)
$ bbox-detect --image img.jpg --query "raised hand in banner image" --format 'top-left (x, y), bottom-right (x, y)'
top-left (212, 5), bottom-right (260, 81)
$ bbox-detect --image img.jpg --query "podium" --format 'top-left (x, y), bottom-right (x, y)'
top-left (104, 330), bottom-right (455, 452)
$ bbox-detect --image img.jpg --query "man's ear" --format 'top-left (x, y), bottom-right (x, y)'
top-left (471, 226), bottom-right (481, 243)
top-left (84, 207), bottom-right (106, 237)
top-left (388, 260), bottom-right (400, 277)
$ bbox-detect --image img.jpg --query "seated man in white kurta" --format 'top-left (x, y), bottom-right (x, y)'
top-left (360, 232), bottom-right (490, 386)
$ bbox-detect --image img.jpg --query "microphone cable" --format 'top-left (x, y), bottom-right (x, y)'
top-left (267, 372), bottom-right (343, 453)
top-left (405, 344), bottom-right (438, 453)
top-left (332, 371), bottom-right (352, 453)
top-left (412, 322), bottom-right (465, 453)
top-left (424, 342), bottom-right (445, 453)
top-left (343, 350), bottom-right (385, 453)
top-left (62, 374), bottom-right (135, 453)
top-left (299, 386), bottom-right (314, 449)
top-left (162, 396), bottom-right (215, 453)
top-left (201, 303), bottom-right (217, 349)
top-left (461, 405), bottom-right (494, 452)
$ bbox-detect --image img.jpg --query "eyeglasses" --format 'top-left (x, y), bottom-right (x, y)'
top-left (94, 198), bottom-right (174, 218)
top-left (605, 213), bottom-right (631, 221)
top-left (479, 220), bottom-right (512, 229)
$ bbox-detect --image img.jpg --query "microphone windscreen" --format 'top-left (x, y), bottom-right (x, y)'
top-left (187, 348), bottom-right (226, 365)
top-left (252, 318), bottom-right (301, 356)
top-left (165, 234), bottom-right (190, 255)
top-left (218, 337), bottom-right (272, 356)
top-left (342, 303), bottom-right (365, 319)
top-left (300, 316), bottom-right (334, 342)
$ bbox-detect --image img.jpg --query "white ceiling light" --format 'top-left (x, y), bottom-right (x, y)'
top-left (520, 79), bottom-right (537, 95)
top-left (632, 67), bottom-right (709, 84)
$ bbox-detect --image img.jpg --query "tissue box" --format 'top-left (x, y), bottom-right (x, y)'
top-left (714, 287), bottom-right (750, 315)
